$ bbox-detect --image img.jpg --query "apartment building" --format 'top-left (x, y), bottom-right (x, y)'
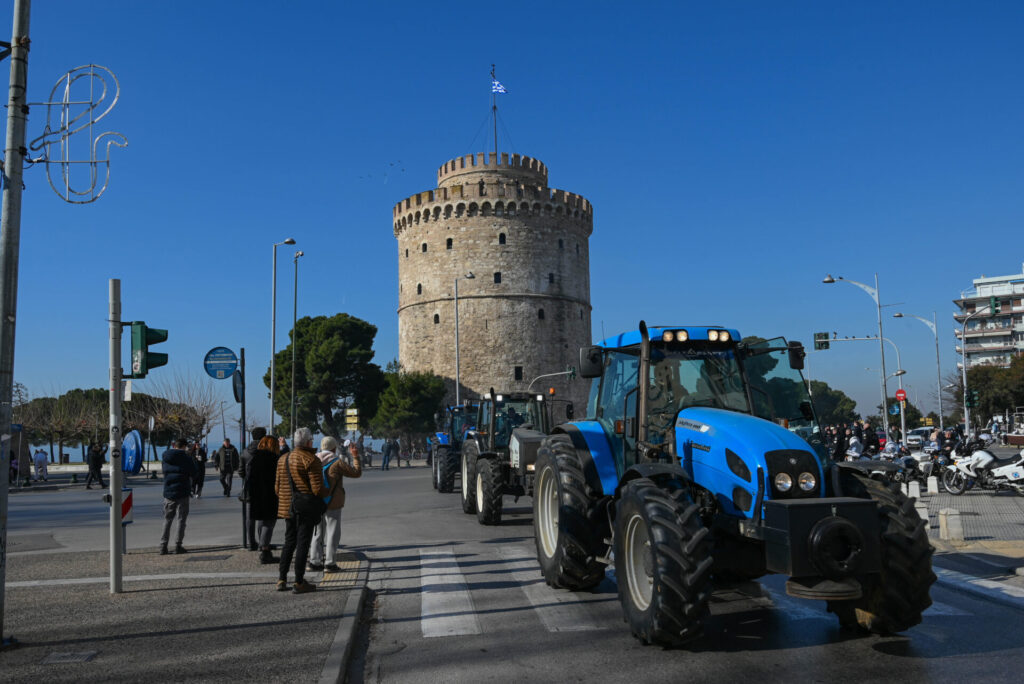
top-left (954, 261), bottom-right (1024, 368)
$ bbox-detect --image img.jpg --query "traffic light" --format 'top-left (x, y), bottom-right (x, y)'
top-left (965, 389), bottom-right (980, 408)
top-left (813, 332), bottom-right (830, 351)
top-left (990, 296), bottom-right (1001, 314)
top-left (129, 322), bottom-right (168, 378)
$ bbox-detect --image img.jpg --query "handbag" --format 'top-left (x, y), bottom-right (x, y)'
top-left (285, 454), bottom-right (327, 519)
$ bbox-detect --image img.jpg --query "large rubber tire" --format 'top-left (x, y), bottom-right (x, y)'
top-left (827, 472), bottom-right (935, 634)
top-left (461, 441), bottom-right (479, 514)
top-left (476, 457), bottom-right (503, 525)
top-left (437, 447), bottom-right (456, 493)
top-left (431, 447), bottom-right (439, 490)
top-left (943, 468), bottom-right (967, 495)
top-left (533, 434), bottom-right (607, 590)
top-left (614, 478), bottom-right (713, 646)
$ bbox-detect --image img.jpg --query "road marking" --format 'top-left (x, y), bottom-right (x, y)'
top-left (419, 547), bottom-right (481, 638)
top-left (935, 567), bottom-right (1024, 610)
top-left (6, 571), bottom-right (278, 587)
top-left (497, 546), bottom-right (604, 632)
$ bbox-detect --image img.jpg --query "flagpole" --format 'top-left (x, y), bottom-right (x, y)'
top-left (491, 64), bottom-right (498, 158)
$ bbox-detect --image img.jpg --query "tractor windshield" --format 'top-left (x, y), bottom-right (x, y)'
top-left (451, 412), bottom-right (473, 443)
top-left (492, 399), bottom-right (540, 448)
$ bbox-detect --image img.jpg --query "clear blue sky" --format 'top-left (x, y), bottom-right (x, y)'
top-left (9, 1), bottom-right (1024, 425)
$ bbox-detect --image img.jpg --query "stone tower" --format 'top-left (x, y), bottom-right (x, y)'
top-left (393, 152), bottom-right (593, 409)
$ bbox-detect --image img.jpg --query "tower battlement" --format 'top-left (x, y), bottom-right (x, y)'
top-left (437, 152), bottom-right (548, 188)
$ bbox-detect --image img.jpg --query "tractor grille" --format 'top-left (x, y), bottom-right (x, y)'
top-left (764, 449), bottom-right (820, 499)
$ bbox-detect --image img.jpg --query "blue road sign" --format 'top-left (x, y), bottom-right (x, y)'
top-left (204, 347), bottom-right (238, 379)
top-left (889, 405), bottom-right (900, 415)
top-left (122, 429), bottom-right (143, 475)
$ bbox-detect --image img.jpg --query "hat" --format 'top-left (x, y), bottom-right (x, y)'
top-left (320, 436), bottom-right (338, 452)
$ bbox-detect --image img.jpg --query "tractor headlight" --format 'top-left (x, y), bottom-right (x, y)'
top-left (676, 330), bottom-right (688, 341)
top-left (774, 473), bottom-right (793, 492)
top-left (708, 330), bottom-right (719, 341)
top-left (719, 331), bottom-right (730, 342)
top-left (798, 472), bottom-right (816, 491)
top-left (662, 331), bottom-right (674, 342)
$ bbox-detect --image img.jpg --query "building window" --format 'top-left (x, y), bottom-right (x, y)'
top-left (446, 238), bottom-right (453, 250)
top-left (421, 243), bottom-right (427, 253)
top-left (405, 249), bottom-right (409, 258)
top-left (417, 283), bottom-right (422, 295)
top-left (433, 314), bottom-right (440, 324)
top-left (538, 308), bottom-right (545, 320)
top-left (514, 366), bottom-right (523, 381)
top-left (548, 273), bottom-right (554, 284)
top-left (499, 233), bottom-right (506, 245)
top-left (558, 238), bottom-right (563, 249)
top-left (494, 272), bottom-right (501, 284)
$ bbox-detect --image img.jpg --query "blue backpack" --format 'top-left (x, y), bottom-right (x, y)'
top-left (321, 457), bottom-right (340, 505)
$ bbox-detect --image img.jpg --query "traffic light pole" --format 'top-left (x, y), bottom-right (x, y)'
top-left (109, 279), bottom-right (124, 593)
top-left (960, 304), bottom-right (991, 436)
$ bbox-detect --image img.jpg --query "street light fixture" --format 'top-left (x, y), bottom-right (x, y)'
top-left (893, 311), bottom-right (944, 430)
top-left (454, 272), bottom-right (475, 405)
top-left (291, 250), bottom-right (305, 433)
top-left (823, 273), bottom-right (890, 438)
top-left (270, 237), bottom-right (297, 429)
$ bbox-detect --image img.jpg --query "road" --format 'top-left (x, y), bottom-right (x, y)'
top-left (6, 462), bottom-right (1024, 682)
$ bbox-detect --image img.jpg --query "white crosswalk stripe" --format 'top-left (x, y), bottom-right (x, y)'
top-left (496, 546), bottom-right (605, 632)
top-left (419, 547), bottom-right (482, 638)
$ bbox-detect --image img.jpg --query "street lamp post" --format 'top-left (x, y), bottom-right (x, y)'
top-left (894, 311), bottom-right (944, 430)
top-left (823, 273), bottom-right (890, 438)
top-left (270, 238), bottom-right (296, 429)
top-left (959, 304), bottom-right (991, 434)
top-left (881, 337), bottom-right (907, 443)
top-left (453, 272), bottom-right (475, 405)
top-left (291, 250), bottom-right (304, 433)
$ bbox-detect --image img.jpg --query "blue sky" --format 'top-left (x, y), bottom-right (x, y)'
top-left (9, 1), bottom-right (1024, 425)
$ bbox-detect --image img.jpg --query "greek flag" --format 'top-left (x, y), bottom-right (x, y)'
top-left (491, 79), bottom-right (507, 93)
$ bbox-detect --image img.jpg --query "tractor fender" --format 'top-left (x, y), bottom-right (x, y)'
top-left (554, 422), bottom-right (618, 497)
top-left (435, 431), bottom-right (451, 446)
top-left (615, 463), bottom-right (692, 499)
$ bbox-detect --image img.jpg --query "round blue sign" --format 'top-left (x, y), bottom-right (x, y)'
top-left (122, 430), bottom-right (143, 475)
top-left (204, 347), bottom-right (238, 379)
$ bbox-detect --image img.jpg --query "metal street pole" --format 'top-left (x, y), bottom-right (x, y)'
top-left (961, 304), bottom-right (991, 435)
top-left (291, 251), bottom-right (303, 432)
top-left (881, 337), bottom-right (906, 443)
top-left (454, 276), bottom-right (460, 405)
top-left (0, 0), bottom-right (31, 644)
top-left (894, 311), bottom-right (944, 430)
top-left (108, 279), bottom-right (124, 594)
top-left (239, 347), bottom-right (246, 449)
top-left (269, 238), bottom-right (295, 430)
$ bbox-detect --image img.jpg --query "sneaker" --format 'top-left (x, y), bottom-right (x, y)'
top-left (324, 563), bottom-right (341, 573)
top-left (174, 544), bottom-right (188, 554)
top-left (276, 579), bottom-right (288, 591)
top-left (292, 580), bottom-right (316, 594)
top-left (159, 545), bottom-right (168, 555)
top-left (307, 562), bottom-right (324, 572)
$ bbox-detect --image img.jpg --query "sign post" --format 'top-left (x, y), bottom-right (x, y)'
top-left (109, 279), bottom-right (124, 594)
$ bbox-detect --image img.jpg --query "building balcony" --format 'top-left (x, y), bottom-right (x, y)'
top-left (955, 327), bottom-right (1014, 338)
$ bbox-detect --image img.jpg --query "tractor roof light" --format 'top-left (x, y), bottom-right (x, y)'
top-left (495, 395), bottom-right (503, 402)
top-left (537, 394), bottom-right (545, 401)
top-left (719, 331), bottom-right (731, 342)
top-left (708, 330), bottom-right (719, 341)
top-left (662, 331), bottom-right (674, 342)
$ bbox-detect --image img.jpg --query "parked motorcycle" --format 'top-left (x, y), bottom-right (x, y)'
top-left (943, 447), bottom-right (1024, 495)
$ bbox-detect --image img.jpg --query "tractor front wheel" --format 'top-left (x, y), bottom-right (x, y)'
top-left (614, 478), bottom-right (712, 646)
top-left (476, 457), bottom-right (503, 525)
top-left (461, 442), bottom-right (479, 514)
top-left (436, 447), bottom-right (456, 493)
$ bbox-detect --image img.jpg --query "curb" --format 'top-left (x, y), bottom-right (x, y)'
top-left (934, 567), bottom-right (1024, 612)
top-left (319, 557), bottom-right (371, 684)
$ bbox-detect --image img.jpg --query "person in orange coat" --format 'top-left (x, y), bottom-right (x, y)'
top-left (274, 427), bottom-right (325, 594)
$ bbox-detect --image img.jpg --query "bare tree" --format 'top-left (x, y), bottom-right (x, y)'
top-left (142, 372), bottom-right (222, 442)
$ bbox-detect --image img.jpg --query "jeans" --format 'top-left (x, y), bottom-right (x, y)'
top-left (381, 452), bottom-right (391, 470)
top-left (85, 465), bottom-right (106, 488)
top-left (161, 496), bottom-right (190, 546)
top-left (34, 459), bottom-right (48, 481)
top-left (279, 515), bottom-right (316, 583)
top-left (257, 519), bottom-right (277, 549)
top-left (310, 508), bottom-right (342, 565)
top-left (220, 469), bottom-right (233, 495)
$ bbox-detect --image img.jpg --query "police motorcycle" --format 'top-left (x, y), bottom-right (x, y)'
top-left (943, 444), bottom-right (1024, 496)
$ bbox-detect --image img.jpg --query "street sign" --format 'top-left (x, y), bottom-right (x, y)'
top-left (232, 369), bottom-right (244, 403)
top-left (889, 405), bottom-right (900, 415)
top-left (203, 347), bottom-right (238, 379)
top-left (345, 408), bottom-right (359, 416)
top-left (895, 389), bottom-right (907, 402)
top-left (122, 430), bottom-right (144, 475)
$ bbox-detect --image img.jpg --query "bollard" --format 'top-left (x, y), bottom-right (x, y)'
top-left (939, 508), bottom-right (964, 542)
top-left (926, 476), bottom-right (939, 495)
top-left (71, 473), bottom-right (78, 484)
top-left (914, 502), bottom-right (930, 527)
top-left (908, 481), bottom-right (922, 500)
top-left (901, 482), bottom-right (909, 496)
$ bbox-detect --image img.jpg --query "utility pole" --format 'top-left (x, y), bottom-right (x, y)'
top-left (108, 279), bottom-right (124, 593)
top-left (0, 0), bottom-right (32, 645)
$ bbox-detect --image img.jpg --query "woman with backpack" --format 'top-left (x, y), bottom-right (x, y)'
top-left (308, 436), bottom-right (362, 574)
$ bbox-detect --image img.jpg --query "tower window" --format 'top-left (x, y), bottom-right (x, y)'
top-left (558, 238), bottom-right (563, 249)
top-left (417, 283), bottom-right (422, 295)
top-left (576, 243), bottom-right (580, 254)
top-left (405, 249), bottom-right (409, 258)
top-left (514, 366), bottom-right (523, 381)
top-left (421, 243), bottom-right (427, 253)
top-left (433, 314), bottom-right (440, 324)
top-left (548, 273), bottom-right (554, 284)
top-left (499, 233), bottom-right (506, 245)
top-left (538, 309), bottom-right (545, 320)
top-left (494, 272), bottom-right (501, 284)
top-left (446, 238), bottom-right (453, 250)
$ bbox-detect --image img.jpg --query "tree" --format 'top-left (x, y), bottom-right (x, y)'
top-left (808, 381), bottom-right (859, 425)
top-left (369, 362), bottom-right (446, 450)
top-left (265, 313), bottom-right (385, 438)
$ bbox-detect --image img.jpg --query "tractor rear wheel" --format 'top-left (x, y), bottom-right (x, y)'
top-left (476, 457), bottom-right (503, 525)
top-left (533, 434), bottom-right (606, 590)
top-left (436, 447), bottom-right (456, 493)
top-left (461, 442), bottom-right (479, 514)
top-left (614, 478), bottom-right (712, 646)
top-left (827, 471), bottom-right (935, 634)
top-left (431, 447), bottom-right (439, 490)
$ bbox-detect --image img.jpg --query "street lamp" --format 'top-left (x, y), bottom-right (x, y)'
top-left (959, 303), bottom-right (992, 434)
top-left (823, 273), bottom-right (890, 438)
top-left (270, 237), bottom-right (296, 429)
top-left (291, 250), bottom-right (305, 433)
top-left (454, 272), bottom-right (475, 405)
top-left (893, 311), bottom-right (944, 430)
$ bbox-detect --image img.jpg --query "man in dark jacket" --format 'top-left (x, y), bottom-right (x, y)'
top-left (215, 438), bottom-right (240, 497)
top-left (239, 427), bottom-right (267, 551)
top-left (160, 438), bottom-right (198, 555)
top-left (85, 441), bottom-right (108, 489)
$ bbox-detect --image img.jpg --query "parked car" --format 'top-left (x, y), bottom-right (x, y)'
top-left (906, 427), bottom-right (932, 450)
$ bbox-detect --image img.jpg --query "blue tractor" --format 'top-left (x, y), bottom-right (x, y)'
top-left (532, 322), bottom-right (934, 646)
top-left (431, 404), bottom-right (477, 493)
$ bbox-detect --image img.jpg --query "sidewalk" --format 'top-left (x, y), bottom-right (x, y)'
top-left (0, 546), bottom-right (369, 683)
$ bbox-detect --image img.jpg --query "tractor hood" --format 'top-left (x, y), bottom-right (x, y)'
top-left (675, 407), bottom-right (815, 456)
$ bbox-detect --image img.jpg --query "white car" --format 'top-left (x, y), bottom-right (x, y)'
top-left (906, 428), bottom-right (932, 450)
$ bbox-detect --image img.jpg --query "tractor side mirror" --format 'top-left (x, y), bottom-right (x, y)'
top-left (799, 400), bottom-right (814, 421)
top-left (788, 341), bottom-right (805, 370)
top-left (579, 346), bottom-right (603, 378)
top-left (566, 402), bottom-right (575, 420)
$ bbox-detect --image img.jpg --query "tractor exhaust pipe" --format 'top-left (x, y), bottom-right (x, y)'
top-left (638, 321), bottom-right (650, 445)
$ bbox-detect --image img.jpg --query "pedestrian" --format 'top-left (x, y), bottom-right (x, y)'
top-left (160, 438), bottom-right (198, 555)
top-left (191, 441), bottom-right (207, 498)
top-left (844, 428), bottom-right (863, 460)
top-left (8, 451), bottom-right (18, 484)
top-left (248, 430), bottom-right (281, 564)
top-left (380, 437), bottom-right (393, 471)
top-left (278, 436), bottom-right (290, 457)
top-left (274, 427), bottom-right (326, 594)
top-left (33, 448), bottom-right (48, 482)
top-left (240, 427), bottom-right (267, 551)
top-left (214, 437), bottom-right (240, 497)
top-left (309, 437), bottom-right (362, 573)
top-left (85, 440), bottom-right (108, 490)
top-left (863, 422), bottom-right (880, 455)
